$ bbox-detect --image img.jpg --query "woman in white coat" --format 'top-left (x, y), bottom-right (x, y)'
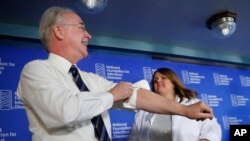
top-left (129, 68), bottom-right (222, 141)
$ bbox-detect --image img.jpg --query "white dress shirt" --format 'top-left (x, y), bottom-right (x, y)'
top-left (129, 97), bottom-right (222, 141)
top-left (17, 53), bottom-right (116, 141)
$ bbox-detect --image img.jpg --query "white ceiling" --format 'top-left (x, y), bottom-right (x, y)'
top-left (1, 0), bottom-right (250, 65)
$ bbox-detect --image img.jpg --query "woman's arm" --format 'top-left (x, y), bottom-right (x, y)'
top-left (135, 88), bottom-right (213, 120)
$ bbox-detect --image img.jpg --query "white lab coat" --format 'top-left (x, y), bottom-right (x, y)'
top-left (129, 97), bottom-right (222, 141)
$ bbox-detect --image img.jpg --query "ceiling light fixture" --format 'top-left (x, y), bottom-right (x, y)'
top-left (206, 11), bottom-right (237, 38)
top-left (76, 0), bottom-right (107, 14)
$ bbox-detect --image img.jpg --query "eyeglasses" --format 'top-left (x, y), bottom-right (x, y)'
top-left (59, 24), bottom-right (86, 32)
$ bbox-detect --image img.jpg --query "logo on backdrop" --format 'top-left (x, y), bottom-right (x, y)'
top-left (240, 75), bottom-right (250, 87)
top-left (181, 70), bottom-right (205, 84)
top-left (142, 67), bottom-right (158, 83)
top-left (222, 116), bottom-right (243, 130)
top-left (112, 122), bottom-right (132, 139)
top-left (95, 63), bottom-right (106, 78)
top-left (0, 57), bottom-right (16, 75)
top-left (213, 73), bottom-right (233, 86)
top-left (142, 67), bottom-right (153, 82)
top-left (95, 63), bottom-right (130, 80)
top-left (0, 90), bottom-right (24, 110)
top-left (201, 93), bottom-right (223, 107)
top-left (0, 90), bottom-right (12, 110)
top-left (230, 94), bottom-right (249, 107)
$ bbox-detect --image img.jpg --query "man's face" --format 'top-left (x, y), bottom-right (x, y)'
top-left (63, 12), bottom-right (92, 60)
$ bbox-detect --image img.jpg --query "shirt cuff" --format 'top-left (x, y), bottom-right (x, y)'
top-left (123, 87), bottom-right (139, 109)
top-left (123, 79), bottom-right (150, 109)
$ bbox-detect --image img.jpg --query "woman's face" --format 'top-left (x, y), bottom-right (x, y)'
top-left (153, 72), bottom-right (175, 96)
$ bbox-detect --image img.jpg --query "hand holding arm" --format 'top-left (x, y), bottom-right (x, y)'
top-left (184, 101), bottom-right (213, 120)
top-left (108, 81), bottom-right (132, 102)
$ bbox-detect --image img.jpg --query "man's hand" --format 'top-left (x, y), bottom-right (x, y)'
top-left (184, 101), bottom-right (214, 120)
top-left (109, 81), bottom-right (132, 101)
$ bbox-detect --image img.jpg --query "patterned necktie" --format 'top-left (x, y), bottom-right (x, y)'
top-left (69, 65), bottom-right (110, 141)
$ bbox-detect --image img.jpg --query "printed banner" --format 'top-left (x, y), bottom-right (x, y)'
top-left (0, 39), bottom-right (250, 141)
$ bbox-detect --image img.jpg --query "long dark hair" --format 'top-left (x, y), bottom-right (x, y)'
top-left (151, 68), bottom-right (197, 102)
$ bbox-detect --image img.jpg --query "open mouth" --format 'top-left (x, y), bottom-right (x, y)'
top-left (81, 40), bottom-right (88, 46)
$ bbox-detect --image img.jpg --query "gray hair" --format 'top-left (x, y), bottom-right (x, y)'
top-left (39, 6), bottom-right (74, 51)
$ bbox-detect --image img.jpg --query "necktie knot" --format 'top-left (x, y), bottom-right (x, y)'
top-left (69, 65), bottom-right (77, 71)
top-left (69, 65), bottom-right (78, 79)
top-left (69, 65), bottom-right (89, 91)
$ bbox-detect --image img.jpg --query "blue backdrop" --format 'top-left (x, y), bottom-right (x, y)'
top-left (0, 39), bottom-right (249, 141)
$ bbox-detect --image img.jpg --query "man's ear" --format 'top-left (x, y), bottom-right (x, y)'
top-left (51, 25), bottom-right (64, 40)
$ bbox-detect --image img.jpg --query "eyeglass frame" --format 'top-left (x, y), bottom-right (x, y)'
top-left (56, 23), bottom-right (87, 32)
